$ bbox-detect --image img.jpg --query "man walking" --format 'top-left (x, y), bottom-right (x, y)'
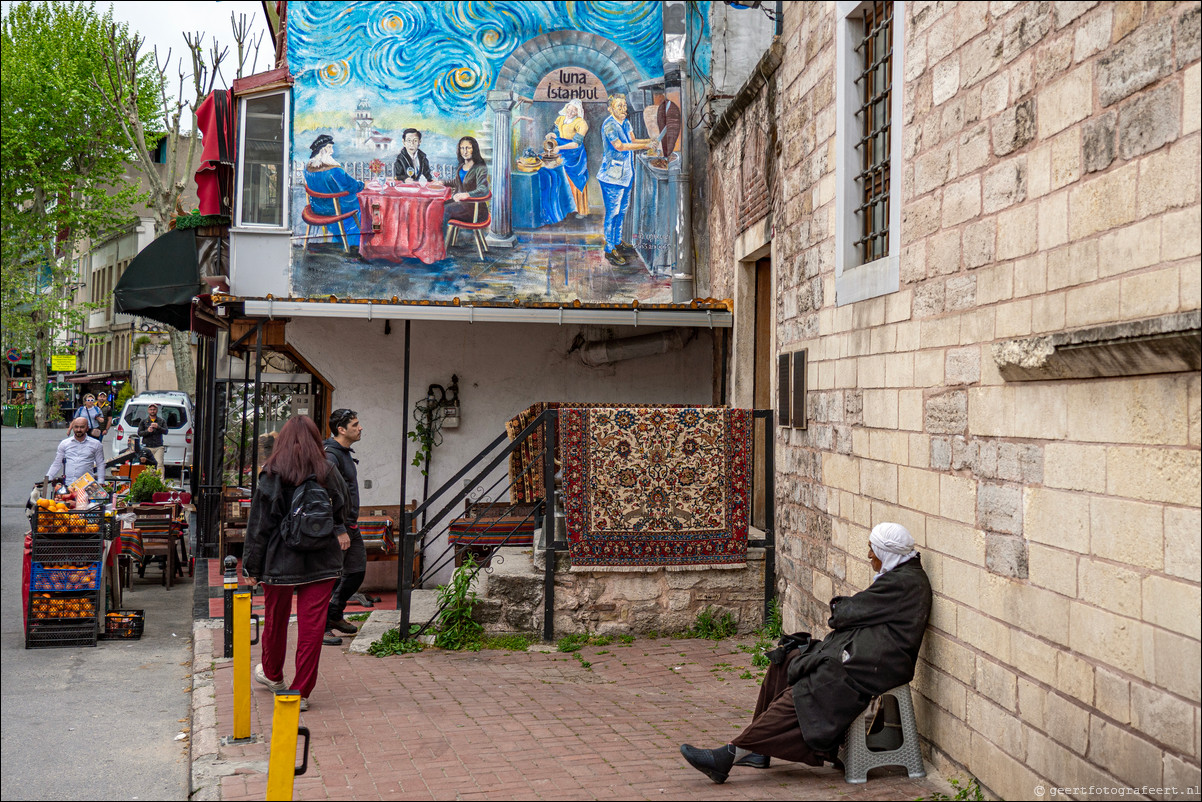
top-left (323, 408), bottom-right (367, 646)
top-left (137, 403), bottom-right (167, 469)
top-left (45, 417), bottom-right (106, 491)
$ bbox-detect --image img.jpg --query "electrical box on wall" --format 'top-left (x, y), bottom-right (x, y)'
top-left (442, 375), bottom-right (460, 428)
top-left (290, 394), bottom-right (314, 419)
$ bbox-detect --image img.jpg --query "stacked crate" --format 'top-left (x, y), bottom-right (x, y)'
top-left (26, 506), bottom-right (107, 648)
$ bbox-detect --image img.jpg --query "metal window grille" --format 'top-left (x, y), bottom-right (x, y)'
top-left (853, 1), bottom-right (894, 264)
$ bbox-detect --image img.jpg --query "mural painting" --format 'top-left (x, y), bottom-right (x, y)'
top-left (287, 1), bottom-right (688, 304)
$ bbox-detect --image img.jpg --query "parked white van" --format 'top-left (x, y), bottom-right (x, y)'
top-left (107, 392), bottom-right (195, 473)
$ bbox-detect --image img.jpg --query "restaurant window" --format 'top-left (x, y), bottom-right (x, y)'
top-left (236, 91), bottom-right (288, 228)
top-left (835, 1), bottom-right (904, 305)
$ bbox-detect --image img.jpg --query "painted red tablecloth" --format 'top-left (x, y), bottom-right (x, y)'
top-left (358, 182), bottom-right (453, 264)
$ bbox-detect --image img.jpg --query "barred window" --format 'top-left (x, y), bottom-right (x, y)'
top-left (854, 1), bottom-right (893, 265)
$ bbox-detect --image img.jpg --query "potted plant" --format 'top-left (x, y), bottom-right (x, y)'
top-left (128, 468), bottom-right (169, 504)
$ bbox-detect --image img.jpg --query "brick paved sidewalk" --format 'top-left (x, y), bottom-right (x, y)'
top-left (191, 622), bottom-right (939, 801)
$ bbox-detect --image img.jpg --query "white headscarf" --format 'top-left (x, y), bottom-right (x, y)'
top-left (869, 522), bottom-right (918, 582)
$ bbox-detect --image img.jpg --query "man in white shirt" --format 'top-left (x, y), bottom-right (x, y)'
top-left (45, 417), bottom-right (106, 491)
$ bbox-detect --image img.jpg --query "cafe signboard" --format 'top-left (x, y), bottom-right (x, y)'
top-left (533, 68), bottom-right (609, 102)
top-left (50, 355), bottom-right (77, 373)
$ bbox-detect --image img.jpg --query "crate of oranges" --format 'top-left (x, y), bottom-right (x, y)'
top-left (28, 592), bottom-right (98, 620)
top-left (30, 562), bottom-right (100, 592)
top-left (32, 499), bottom-right (106, 536)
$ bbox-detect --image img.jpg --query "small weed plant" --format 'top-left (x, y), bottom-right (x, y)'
top-left (434, 554), bottom-right (484, 650)
top-left (367, 625), bottom-right (424, 657)
top-left (690, 606), bottom-right (738, 640)
top-left (482, 633), bottom-right (535, 651)
top-left (921, 777), bottom-right (985, 801)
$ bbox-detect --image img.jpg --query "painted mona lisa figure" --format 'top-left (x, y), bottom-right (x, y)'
top-left (443, 136), bottom-right (491, 224)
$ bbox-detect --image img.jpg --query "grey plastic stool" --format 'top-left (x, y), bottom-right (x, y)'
top-left (838, 683), bottom-right (926, 784)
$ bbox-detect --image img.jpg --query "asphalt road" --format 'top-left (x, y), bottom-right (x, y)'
top-left (1, 426), bottom-right (194, 801)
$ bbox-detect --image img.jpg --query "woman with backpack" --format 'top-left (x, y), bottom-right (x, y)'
top-left (243, 415), bottom-right (350, 712)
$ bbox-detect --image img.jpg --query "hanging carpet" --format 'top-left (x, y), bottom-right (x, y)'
top-left (559, 407), bottom-right (753, 571)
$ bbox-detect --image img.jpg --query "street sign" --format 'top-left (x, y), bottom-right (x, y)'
top-left (5, 348), bottom-right (19, 363)
top-left (50, 355), bottom-right (77, 372)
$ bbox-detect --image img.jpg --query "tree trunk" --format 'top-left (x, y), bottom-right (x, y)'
top-left (169, 327), bottom-right (196, 397)
top-left (32, 316), bottom-right (49, 428)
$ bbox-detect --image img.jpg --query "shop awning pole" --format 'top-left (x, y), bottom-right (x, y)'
top-left (250, 324), bottom-right (263, 496)
top-left (398, 320), bottom-right (413, 638)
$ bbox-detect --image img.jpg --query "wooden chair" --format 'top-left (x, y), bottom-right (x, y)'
top-left (302, 185), bottom-right (361, 252)
top-left (444, 192), bottom-right (492, 259)
top-left (127, 503), bottom-right (186, 589)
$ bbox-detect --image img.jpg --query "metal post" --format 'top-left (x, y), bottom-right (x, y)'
top-left (223, 554), bottom-right (237, 658)
top-left (232, 589), bottom-right (252, 741)
top-left (763, 410), bottom-right (776, 623)
top-left (265, 691), bottom-right (309, 801)
top-left (250, 323), bottom-right (263, 496)
top-left (397, 320), bottom-right (412, 638)
top-left (239, 344), bottom-right (249, 481)
top-left (541, 410), bottom-right (557, 642)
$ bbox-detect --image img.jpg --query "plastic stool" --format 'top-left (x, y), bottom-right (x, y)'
top-left (839, 683), bottom-right (926, 784)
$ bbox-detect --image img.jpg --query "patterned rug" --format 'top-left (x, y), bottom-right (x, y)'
top-left (559, 407), bottom-right (753, 570)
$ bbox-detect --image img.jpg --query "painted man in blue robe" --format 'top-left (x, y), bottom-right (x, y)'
top-left (597, 94), bottom-right (651, 266)
top-left (304, 134), bottom-right (364, 249)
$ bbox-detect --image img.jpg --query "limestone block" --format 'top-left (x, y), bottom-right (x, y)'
top-left (1063, 280), bottom-right (1120, 328)
top-left (963, 217), bottom-right (997, 268)
top-left (961, 308), bottom-right (998, 348)
top-left (993, 98), bottom-right (1037, 156)
top-left (1028, 542), bottom-right (1078, 597)
top-left (967, 694), bottom-right (1028, 764)
top-left (1003, 1), bottom-right (1052, 61)
top-left (933, 54), bottom-right (961, 106)
top-left (976, 656), bottom-right (1019, 712)
top-left (946, 275), bottom-right (977, 312)
top-left (1107, 445), bottom-right (1202, 506)
top-left (1010, 628), bottom-right (1059, 686)
top-left (914, 280), bottom-right (945, 319)
top-left (946, 346), bottom-right (982, 386)
top-left (1047, 238), bottom-right (1098, 291)
top-left (1059, 649), bottom-right (1098, 712)
top-left (940, 474), bottom-right (980, 526)
top-left (1067, 376), bottom-right (1191, 445)
top-left (1162, 206), bottom-right (1202, 261)
top-left (926, 390), bottom-right (968, 434)
top-left (1082, 110), bottom-right (1118, 173)
top-left (1093, 665), bottom-right (1131, 724)
top-left (1043, 692), bottom-right (1091, 754)
top-left (860, 459), bottom-right (898, 504)
top-left (925, 629), bottom-right (977, 685)
top-left (1179, 3), bottom-right (1202, 68)
top-left (1137, 137), bottom-right (1202, 220)
top-left (1073, 4), bottom-right (1113, 61)
top-left (1154, 627), bottom-right (1202, 699)
top-left (859, 353), bottom-right (886, 386)
top-left (1164, 506), bottom-right (1201, 581)
top-left (1142, 574), bottom-right (1202, 639)
top-left (995, 298), bottom-right (1033, 338)
top-left (1077, 557), bottom-right (1143, 617)
top-left (914, 350), bottom-right (945, 388)
top-left (900, 389), bottom-right (926, 431)
top-left (886, 289), bottom-right (914, 324)
top-left (1044, 442), bottom-right (1107, 492)
top-left (1123, 266), bottom-right (1183, 318)
top-left (1069, 602), bottom-right (1154, 679)
top-left (1185, 63), bottom-right (1201, 135)
top-left (822, 452), bottom-right (860, 493)
top-left (979, 482), bottom-right (1024, 535)
top-left (1039, 65), bottom-right (1092, 139)
top-left (1088, 717), bottom-right (1166, 789)
top-left (996, 442), bottom-right (1043, 484)
top-left (1025, 486), bottom-right (1091, 553)
top-left (1030, 292), bottom-right (1067, 334)
top-left (943, 174), bottom-right (983, 227)
top-left (1098, 216), bottom-right (1161, 277)
top-left (984, 159), bottom-right (1028, 213)
top-left (1165, 754), bottom-right (1202, 795)
top-left (960, 122), bottom-right (992, 174)
top-left (997, 203), bottom-right (1040, 260)
top-left (1068, 161), bottom-right (1139, 240)
top-left (863, 388), bottom-right (900, 428)
top-left (1017, 677), bottom-right (1045, 729)
top-left (985, 532), bottom-right (1029, 577)
top-left (1049, 126), bottom-right (1082, 190)
top-left (1035, 32), bottom-right (1074, 88)
top-left (1090, 495), bottom-right (1165, 570)
top-left (1096, 17), bottom-right (1173, 107)
top-left (927, 229), bottom-right (961, 276)
top-left (921, 316), bottom-right (962, 349)
top-left (1038, 192), bottom-right (1069, 250)
top-left (1118, 81), bottom-right (1181, 161)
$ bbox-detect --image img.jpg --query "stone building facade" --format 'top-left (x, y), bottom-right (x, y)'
top-left (704, 1), bottom-right (1200, 797)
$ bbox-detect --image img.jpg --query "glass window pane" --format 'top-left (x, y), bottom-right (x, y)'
top-left (240, 94), bottom-right (285, 226)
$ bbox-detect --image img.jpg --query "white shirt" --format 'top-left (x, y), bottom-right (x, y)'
top-left (47, 435), bottom-right (106, 485)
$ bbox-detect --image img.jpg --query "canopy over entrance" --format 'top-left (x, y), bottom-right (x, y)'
top-left (114, 228), bottom-right (202, 331)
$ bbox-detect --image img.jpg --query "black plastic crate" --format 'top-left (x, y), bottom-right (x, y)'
top-left (30, 561), bottom-right (101, 592)
top-left (25, 619), bottom-right (98, 649)
top-left (32, 506), bottom-right (106, 537)
top-left (30, 537), bottom-right (105, 564)
top-left (103, 609), bottom-right (144, 640)
top-left (27, 590), bottom-right (100, 622)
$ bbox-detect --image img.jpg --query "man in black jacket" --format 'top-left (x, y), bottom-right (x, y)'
top-left (137, 403), bottom-right (166, 469)
top-left (394, 129), bottom-right (432, 183)
top-left (680, 522), bottom-right (932, 783)
top-left (322, 408), bottom-right (367, 645)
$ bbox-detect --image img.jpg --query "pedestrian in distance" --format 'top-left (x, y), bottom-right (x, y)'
top-left (137, 403), bottom-right (167, 470)
top-left (74, 394), bottom-right (107, 441)
top-left (243, 415), bottom-right (351, 712)
top-left (322, 408), bottom-right (367, 646)
top-left (45, 417), bottom-right (106, 492)
top-left (680, 522), bottom-right (932, 784)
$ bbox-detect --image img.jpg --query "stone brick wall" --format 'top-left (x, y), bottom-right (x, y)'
top-left (704, 1), bottom-right (1201, 797)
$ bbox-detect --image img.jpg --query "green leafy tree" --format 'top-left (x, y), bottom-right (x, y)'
top-left (1, 1), bottom-right (159, 427)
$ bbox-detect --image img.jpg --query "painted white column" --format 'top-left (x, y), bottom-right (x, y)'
top-left (486, 90), bottom-right (517, 248)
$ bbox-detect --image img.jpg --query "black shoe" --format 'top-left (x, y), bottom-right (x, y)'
top-left (322, 631), bottom-right (343, 646)
top-left (617, 241), bottom-right (635, 254)
top-left (680, 743), bottom-right (734, 784)
top-left (605, 249), bottom-right (627, 266)
top-left (347, 592), bottom-right (375, 608)
top-left (733, 752), bottom-right (770, 769)
top-left (329, 618), bottom-right (358, 635)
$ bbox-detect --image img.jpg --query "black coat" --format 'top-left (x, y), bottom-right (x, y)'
top-left (394, 148), bottom-right (432, 182)
top-left (137, 416), bottom-right (165, 448)
top-left (243, 469), bottom-right (349, 586)
top-left (788, 556), bottom-right (932, 752)
top-left (324, 437), bottom-right (366, 574)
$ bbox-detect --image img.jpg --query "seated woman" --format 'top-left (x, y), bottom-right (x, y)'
top-left (443, 136), bottom-right (490, 225)
top-left (547, 98), bottom-right (590, 218)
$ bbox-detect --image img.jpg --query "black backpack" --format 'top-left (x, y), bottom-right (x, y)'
top-left (280, 475), bottom-right (334, 551)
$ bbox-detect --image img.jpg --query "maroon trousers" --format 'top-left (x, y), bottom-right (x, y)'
top-left (260, 578), bottom-right (337, 699)
top-left (730, 652), bottom-right (827, 765)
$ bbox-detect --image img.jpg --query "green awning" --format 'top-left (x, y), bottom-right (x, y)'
top-left (113, 228), bottom-right (202, 331)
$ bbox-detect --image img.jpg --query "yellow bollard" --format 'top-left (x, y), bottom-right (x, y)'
top-left (232, 589), bottom-right (252, 741)
top-left (266, 691), bottom-right (310, 801)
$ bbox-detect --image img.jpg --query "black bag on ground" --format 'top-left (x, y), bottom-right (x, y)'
top-left (280, 475), bottom-right (334, 551)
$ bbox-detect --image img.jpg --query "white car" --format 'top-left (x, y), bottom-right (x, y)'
top-left (107, 392), bottom-right (195, 473)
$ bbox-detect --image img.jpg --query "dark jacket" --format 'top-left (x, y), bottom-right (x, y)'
top-left (243, 468), bottom-right (349, 586)
top-left (137, 415), bottom-right (165, 448)
top-left (394, 148), bottom-right (432, 182)
top-left (324, 437), bottom-right (366, 574)
top-left (788, 556), bottom-right (932, 752)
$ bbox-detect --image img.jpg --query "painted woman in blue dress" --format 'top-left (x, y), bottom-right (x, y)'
top-left (547, 99), bottom-right (590, 218)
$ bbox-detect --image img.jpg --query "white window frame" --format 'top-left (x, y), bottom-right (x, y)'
top-left (835, 0), bottom-right (905, 306)
top-left (234, 89), bottom-right (291, 230)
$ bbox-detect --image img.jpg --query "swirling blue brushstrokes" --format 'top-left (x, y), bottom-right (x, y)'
top-left (289, 1), bottom-right (665, 120)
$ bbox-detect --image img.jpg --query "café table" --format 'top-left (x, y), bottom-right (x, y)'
top-left (358, 181), bottom-right (454, 264)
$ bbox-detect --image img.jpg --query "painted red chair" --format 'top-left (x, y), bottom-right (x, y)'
top-left (444, 191), bottom-right (492, 260)
top-left (302, 185), bottom-right (361, 252)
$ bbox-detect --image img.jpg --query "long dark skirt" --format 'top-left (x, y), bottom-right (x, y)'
top-left (730, 651), bottom-right (829, 765)
top-left (443, 200), bottom-right (489, 225)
